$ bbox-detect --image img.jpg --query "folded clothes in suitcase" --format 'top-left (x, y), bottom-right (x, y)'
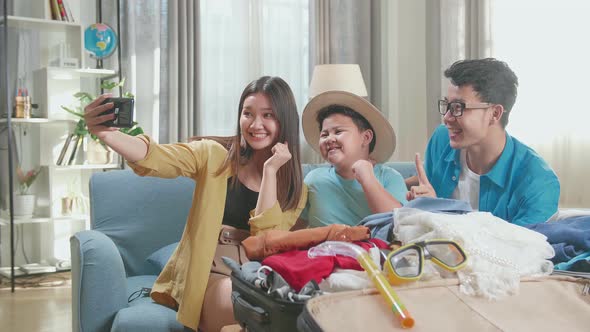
top-left (230, 271), bottom-right (306, 332)
top-left (297, 276), bottom-right (590, 332)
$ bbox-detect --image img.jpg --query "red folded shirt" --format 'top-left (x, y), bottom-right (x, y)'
top-left (261, 239), bottom-right (389, 291)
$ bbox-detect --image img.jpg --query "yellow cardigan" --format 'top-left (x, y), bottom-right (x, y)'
top-left (128, 135), bottom-right (307, 330)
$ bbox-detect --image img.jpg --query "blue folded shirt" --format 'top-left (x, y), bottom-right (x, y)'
top-left (359, 197), bottom-right (472, 241)
top-left (525, 216), bottom-right (590, 263)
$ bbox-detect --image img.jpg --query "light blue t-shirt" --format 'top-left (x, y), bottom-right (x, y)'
top-left (425, 124), bottom-right (560, 226)
top-left (300, 164), bottom-right (408, 227)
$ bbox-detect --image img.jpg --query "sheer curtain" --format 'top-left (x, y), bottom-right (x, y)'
top-left (490, 0), bottom-right (590, 207)
top-left (373, 0), bottom-right (494, 162)
top-left (373, 0), bottom-right (430, 162)
top-left (113, 0), bottom-right (200, 143)
top-left (198, 0), bottom-right (309, 136)
top-left (433, 0), bottom-right (492, 137)
top-left (304, 0), bottom-right (370, 163)
top-left (165, 0), bottom-right (199, 142)
top-left (106, 1), bottom-right (165, 141)
top-left (436, 0), bottom-right (589, 207)
top-left (104, 1), bottom-right (309, 143)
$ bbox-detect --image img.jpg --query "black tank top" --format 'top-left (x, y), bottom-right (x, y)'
top-left (221, 177), bottom-right (259, 230)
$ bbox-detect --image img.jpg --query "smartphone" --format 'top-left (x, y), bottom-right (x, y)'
top-left (99, 97), bottom-right (135, 128)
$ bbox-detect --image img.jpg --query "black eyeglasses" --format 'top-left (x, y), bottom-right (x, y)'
top-left (438, 100), bottom-right (494, 117)
top-left (128, 287), bottom-right (151, 303)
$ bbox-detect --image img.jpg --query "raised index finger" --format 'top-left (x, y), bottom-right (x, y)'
top-left (415, 153), bottom-right (430, 185)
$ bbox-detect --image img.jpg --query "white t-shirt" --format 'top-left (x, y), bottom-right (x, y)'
top-left (451, 150), bottom-right (480, 210)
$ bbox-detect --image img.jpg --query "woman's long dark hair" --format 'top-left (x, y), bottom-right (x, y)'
top-left (191, 76), bottom-right (303, 211)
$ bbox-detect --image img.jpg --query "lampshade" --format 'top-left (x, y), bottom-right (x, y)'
top-left (308, 64), bottom-right (368, 98)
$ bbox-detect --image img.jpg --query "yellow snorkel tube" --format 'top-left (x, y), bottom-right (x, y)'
top-left (308, 241), bottom-right (415, 329)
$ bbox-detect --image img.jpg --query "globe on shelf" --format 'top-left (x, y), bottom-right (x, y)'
top-left (84, 23), bottom-right (118, 59)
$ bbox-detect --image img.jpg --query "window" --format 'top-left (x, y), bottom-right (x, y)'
top-left (199, 0), bottom-right (309, 135)
top-left (491, 0), bottom-right (590, 206)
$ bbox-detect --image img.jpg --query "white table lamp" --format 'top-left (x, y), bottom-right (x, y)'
top-left (309, 64), bottom-right (368, 98)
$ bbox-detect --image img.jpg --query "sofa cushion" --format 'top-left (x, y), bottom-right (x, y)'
top-left (71, 230), bottom-right (129, 332)
top-left (146, 242), bottom-right (179, 272)
top-left (111, 302), bottom-right (184, 332)
top-left (111, 275), bottom-right (184, 332)
top-left (89, 170), bottom-right (194, 276)
top-left (126, 275), bottom-right (158, 305)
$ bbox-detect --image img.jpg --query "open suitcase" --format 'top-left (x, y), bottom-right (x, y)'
top-left (230, 272), bottom-right (306, 332)
top-left (297, 276), bottom-right (590, 332)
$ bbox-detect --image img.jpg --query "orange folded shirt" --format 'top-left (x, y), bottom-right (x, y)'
top-left (242, 224), bottom-right (370, 260)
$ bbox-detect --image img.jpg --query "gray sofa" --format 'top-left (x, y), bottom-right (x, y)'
top-left (70, 162), bottom-right (417, 332)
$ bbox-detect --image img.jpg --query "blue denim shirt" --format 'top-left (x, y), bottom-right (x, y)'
top-left (424, 125), bottom-right (560, 226)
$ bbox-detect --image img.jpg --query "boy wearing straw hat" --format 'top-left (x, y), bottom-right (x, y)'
top-left (296, 91), bottom-right (407, 228)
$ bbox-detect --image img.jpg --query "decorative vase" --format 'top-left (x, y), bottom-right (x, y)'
top-left (86, 139), bottom-right (113, 164)
top-left (13, 194), bottom-right (36, 217)
top-left (61, 197), bottom-right (73, 216)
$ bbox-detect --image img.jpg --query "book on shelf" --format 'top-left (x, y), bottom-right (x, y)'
top-left (67, 134), bottom-right (83, 165)
top-left (0, 267), bottom-right (26, 278)
top-left (46, 258), bottom-right (71, 271)
top-left (50, 0), bottom-right (62, 21)
top-left (63, 0), bottom-right (75, 22)
top-left (56, 133), bottom-right (75, 165)
top-left (44, 0), bottom-right (53, 20)
top-left (19, 263), bottom-right (57, 275)
top-left (58, 133), bottom-right (78, 166)
top-left (56, 0), bottom-right (68, 22)
top-left (50, 0), bottom-right (74, 22)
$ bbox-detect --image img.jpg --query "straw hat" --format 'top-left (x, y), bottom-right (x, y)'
top-left (302, 91), bottom-right (396, 163)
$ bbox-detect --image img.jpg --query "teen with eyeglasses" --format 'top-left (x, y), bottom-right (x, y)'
top-left (406, 58), bottom-right (560, 226)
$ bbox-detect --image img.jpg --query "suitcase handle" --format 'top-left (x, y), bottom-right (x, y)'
top-left (231, 291), bottom-right (269, 323)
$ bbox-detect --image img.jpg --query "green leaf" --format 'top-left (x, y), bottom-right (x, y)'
top-left (100, 81), bottom-right (117, 90)
top-left (90, 133), bottom-right (107, 147)
top-left (61, 106), bottom-right (84, 118)
top-left (73, 92), bottom-right (95, 102)
top-left (100, 78), bottom-right (126, 91)
top-left (74, 119), bottom-right (88, 137)
top-left (120, 126), bottom-right (144, 136)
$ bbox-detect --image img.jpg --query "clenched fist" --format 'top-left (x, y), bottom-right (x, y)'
top-left (264, 142), bottom-right (292, 173)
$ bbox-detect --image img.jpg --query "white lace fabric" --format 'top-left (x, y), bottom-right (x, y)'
top-left (393, 207), bottom-right (555, 299)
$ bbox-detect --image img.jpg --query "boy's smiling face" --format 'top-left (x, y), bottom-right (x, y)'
top-left (319, 113), bottom-right (373, 171)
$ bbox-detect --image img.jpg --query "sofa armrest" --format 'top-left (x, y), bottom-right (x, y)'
top-left (71, 230), bottom-right (128, 332)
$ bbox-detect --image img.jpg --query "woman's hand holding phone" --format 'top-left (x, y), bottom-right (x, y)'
top-left (84, 94), bottom-right (148, 162)
top-left (84, 94), bottom-right (119, 140)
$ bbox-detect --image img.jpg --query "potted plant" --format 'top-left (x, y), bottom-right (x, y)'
top-left (13, 166), bottom-right (42, 216)
top-left (61, 79), bottom-right (144, 164)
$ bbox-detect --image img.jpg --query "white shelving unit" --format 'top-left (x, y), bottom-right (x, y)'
top-left (1, 12), bottom-right (120, 267)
